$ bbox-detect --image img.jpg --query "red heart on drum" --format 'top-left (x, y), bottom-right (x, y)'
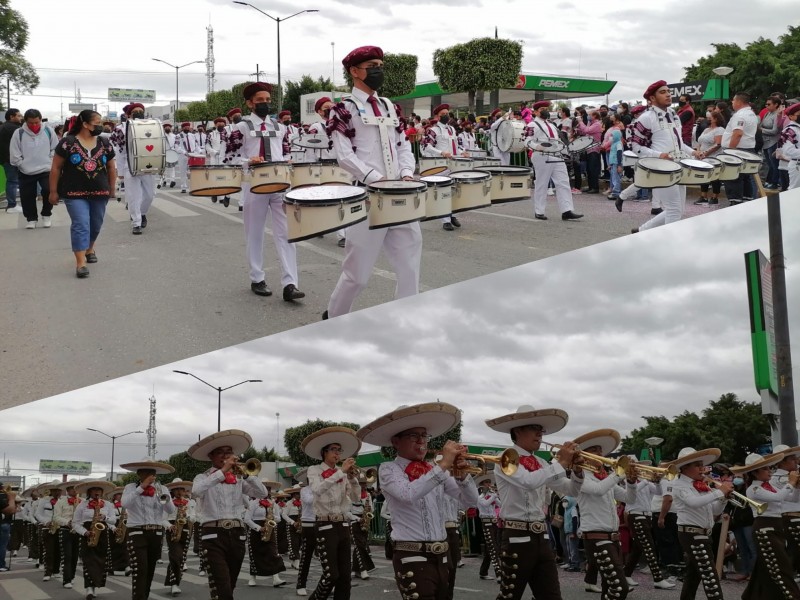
top-left (145, 145), bottom-right (154, 152)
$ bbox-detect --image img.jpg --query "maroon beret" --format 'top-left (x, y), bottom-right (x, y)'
top-left (278, 110), bottom-right (291, 119)
top-left (314, 97), bottom-right (332, 112)
top-left (491, 108), bottom-right (502, 118)
top-left (432, 103), bottom-right (449, 115)
top-left (786, 103), bottom-right (800, 117)
top-left (162, 122), bottom-right (172, 128)
top-left (243, 82), bottom-right (272, 100)
top-left (226, 107), bottom-right (242, 119)
top-left (213, 117), bottom-right (227, 125)
top-left (342, 45), bottom-right (383, 70)
top-left (181, 122), bottom-right (191, 127)
top-left (122, 104), bottom-right (132, 114)
top-left (630, 105), bottom-right (647, 117)
top-left (128, 103), bottom-right (144, 113)
top-left (643, 80), bottom-right (668, 100)
top-left (532, 100), bottom-right (550, 110)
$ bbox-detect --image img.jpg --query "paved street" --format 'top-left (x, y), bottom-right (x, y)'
top-left (0, 183), bottom-right (728, 409)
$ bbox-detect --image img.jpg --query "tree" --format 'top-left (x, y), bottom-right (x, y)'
top-left (0, 0), bottom-right (40, 108)
top-left (343, 53), bottom-right (418, 98)
top-left (621, 393), bottom-right (770, 465)
top-left (380, 419), bottom-right (463, 460)
top-left (433, 38), bottom-right (523, 113)
top-left (282, 75), bottom-right (333, 123)
top-left (283, 419), bottom-right (360, 468)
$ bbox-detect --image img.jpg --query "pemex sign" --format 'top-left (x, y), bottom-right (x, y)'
top-left (745, 250), bottom-right (778, 395)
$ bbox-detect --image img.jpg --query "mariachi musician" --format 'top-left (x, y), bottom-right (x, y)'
top-left (71, 480), bottom-right (116, 600)
top-left (278, 487), bottom-right (302, 570)
top-left (53, 480), bottom-right (82, 590)
top-left (773, 444), bottom-right (800, 573)
top-left (106, 487), bottom-right (130, 575)
top-left (349, 475), bottom-right (375, 581)
top-left (295, 473), bottom-right (317, 597)
top-left (243, 479), bottom-right (286, 588)
top-left (476, 472), bottom-right (501, 582)
top-left (164, 478), bottom-right (195, 596)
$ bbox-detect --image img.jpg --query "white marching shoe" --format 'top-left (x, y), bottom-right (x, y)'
top-left (292, 559), bottom-right (300, 569)
top-left (360, 570), bottom-right (370, 580)
top-left (654, 579), bottom-right (676, 589)
top-left (585, 584), bottom-right (602, 593)
top-left (273, 574), bottom-right (286, 587)
top-left (626, 577), bottom-right (639, 587)
top-left (170, 584), bottom-right (181, 596)
top-left (296, 589), bottom-right (308, 596)
top-left (248, 575), bottom-right (256, 587)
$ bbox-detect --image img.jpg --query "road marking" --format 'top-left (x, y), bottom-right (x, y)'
top-left (0, 578), bottom-right (52, 599)
top-left (473, 209), bottom-right (542, 223)
top-left (150, 196), bottom-right (200, 218)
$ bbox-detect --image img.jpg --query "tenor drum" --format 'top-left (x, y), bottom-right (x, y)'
top-left (189, 166), bottom-right (243, 197)
top-left (420, 175), bottom-right (453, 220)
top-left (446, 157), bottom-right (474, 172)
top-left (289, 162), bottom-right (322, 189)
top-left (165, 149), bottom-right (179, 167)
top-left (291, 151), bottom-right (307, 163)
top-left (366, 180), bottom-right (427, 229)
top-left (249, 162), bottom-right (292, 194)
top-left (568, 137), bottom-right (598, 154)
top-left (633, 158), bottom-right (683, 189)
top-left (496, 120), bottom-right (526, 153)
top-left (468, 149), bottom-right (489, 158)
top-left (283, 185), bottom-right (367, 242)
top-left (473, 156), bottom-right (501, 169)
top-left (526, 139), bottom-right (566, 156)
top-left (476, 165), bottom-right (533, 203)
top-left (295, 133), bottom-right (331, 150)
top-left (419, 157), bottom-right (448, 176)
top-left (722, 149), bottom-right (762, 174)
top-left (678, 158), bottom-right (716, 185)
top-left (450, 171), bottom-right (492, 213)
top-left (187, 153), bottom-right (206, 168)
top-left (622, 150), bottom-right (638, 168)
top-left (703, 157), bottom-right (722, 180)
top-left (716, 155), bottom-right (743, 181)
top-left (126, 119), bottom-right (166, 176)
top-left (318, 160), bottom-right (352, 186)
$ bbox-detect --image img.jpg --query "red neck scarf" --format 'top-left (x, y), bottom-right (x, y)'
top-left (141, 486), bottom-right (156, 497)
top-left (761, 482), bottom-right (777, 493)
top-left (293, 499), bottom-right (301, 507)
top-left (67, 496), bottom-right (79, 505)
top-left (223, 472), bottom-right (237, 484)
top-left (693, 480), bottom-right (711, 493)
top-left (321, 468), bottom-right (337, 479)
top-left (278, 501), bottom-right (286, 507)
top-left (88, 499), bottom-right (104, 509)
top-left (259, 499), bottom-right (272, 508)
top-left (361, 490), bottom-right (368, 500)
top-left (594, 469), bottom-right (608, 481)
top-left (50, 498), bottom-right (58, 506)
top-left (519, 455), bottom-right (541, 472)
top-left (405, 460), bottom-right (433, 482)
top-left (173, 498), bottom-right (188, 507)
top-left (114, 501), bottom-right (122, 509)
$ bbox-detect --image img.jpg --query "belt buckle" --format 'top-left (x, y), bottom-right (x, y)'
top-left (530, 522), bottom-right (546, 534)
top-left (430, 542), bottom-right (447, 554)
top-left (221, 520), bottom-right (234, 530)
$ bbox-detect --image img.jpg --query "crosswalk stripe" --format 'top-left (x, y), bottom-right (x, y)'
top-left (0, 578), bottom-right (52, 599)
top-left (150, 197), bottom-right (200, 218)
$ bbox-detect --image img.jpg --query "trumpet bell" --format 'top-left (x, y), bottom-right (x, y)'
top-left (464, 449), bottom-right (519, 476)
top-left (243, 458), bottom-right (262, 477)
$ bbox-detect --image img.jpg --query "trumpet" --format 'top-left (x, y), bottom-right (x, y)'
top-left (232, 458), bottom-right (262, 477)
top-left (427, 448), bottom-right (519, 477)
top-left (630, 463), bottom-right (679, 482)
top-left (703, 477), bottom-right (767, 515)
top-left (351, 467), bottom-right (377, 484)
top-left (540, 442), bottom-right (630, 477)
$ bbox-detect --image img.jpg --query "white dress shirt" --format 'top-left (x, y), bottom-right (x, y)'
top-left (666, 475), bottom-right (725, 528)
top-left (751, 476), bottom-right (800, 517)
top-left (300, 486), bottom-right (316, 522)
top-left (574, 472), bottom-right (637, 532)
top-left (54, 496), bottom-right (80, 527)
top-left (35, 497), bottom-right (58, 524)
top-left (244, 498), bottom-right (278, 532)
top-left (627, 480), bottom-right (662, 514)
top-left (379, 457), bottom-right (478, 543)
top-left (230, 114), bottom-right (288, 166)
top-left (477, 491), bottom-right (500, 518)
top-left (175, 131), bottom-right (198, 155)
top-left (121, 482), bottom-right (176, 527)
top-left (442, 493), bottom-right (461, 523)
top-left (422, 122), bottom-right (459, 157)
top-left (721, 107), bottom-right (758, 148)
top-left (308, 463), bottom-right (360, 518)
top-left (282, 498), bottom-right (300, 524)
top-left (774, 469), bottom-right (800, 513)
top-left (631, 106), bottom-right (694, 158)
top-left (458, 131), bottom-right (478, 151)
top-left (71, 499), bottom-right (116, 536)
top-left (192, 469), bottom-right (267, 523)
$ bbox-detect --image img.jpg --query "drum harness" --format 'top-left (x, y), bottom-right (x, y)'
top-left (343, 95), bottom-right (399, 182)
top-left (532, 120), bottom-right (566, 164)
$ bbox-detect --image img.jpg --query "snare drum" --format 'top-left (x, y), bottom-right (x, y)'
top-left (716, 155), bottom-right (743, 181)
top-left (189, 166), bottom-right (243, 197)
top-left (450, 171), bottom-right (492, 213)
top-left (678, 158), bottom-right (716, 185)
top-left (568, 136), bottom-right (597, 154)
top-left (473, 156), bottom-right (501, 169)
top-left (126, 119), bottom-right (166, 175)
top-left (446, 157), bottom-right (474, 172)
top-left (283, 185), bottom-right (367, 242)
top-left (319, 160), bottom-right (352, 186)
top-left (633, 158), bottom-right (683, 189)
top-left (419, 157), bottom-right (448, 176)
top-left (367, 180), bottom-right (427, 229)
top-left (165, 149), bottom-right (179, 167)
top-left (526, 139), bottom-right (566, 156)
top-left (249, 162), bottom-right (292, 194)
top-left (622, 150), bottom-right (638, 168)
top-left (290, 151), bottom-right (307, 163)
top-left (722, 149), bottom-right (762, 174)
top-left (294, 133), bottom-right (331, 150)
top-left (703, 157), bottom-right (722, 180)
top-left (496, 120), bottom-right (526, 153)
top-left (468, 149), bottom-right (489, 158)
top-left (187, 153), bottom-right (206, 168)
top-left (420, 175), bottom-right (453, 220)
top-left (290, 162), bottom-right (322, 189)
top-left (476, 165), bottom-right (533, 203)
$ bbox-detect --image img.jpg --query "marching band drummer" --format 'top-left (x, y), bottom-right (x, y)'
top-left (526, 100), bottom-right (583, 222)
top-left (772, 445), bottom-right (800, 574)
top-left (305, 97), bottom-right (337, 162)
top-left (243, 480), bottom-right (287, 589)
top-left (489, 108), bottom-right (510, 166)
top-left (228, 82), bottom-right (305, 303)
top-left (630, 80), bottom-right (701, 234)
top-left (189, 429), bottom-right (268, 600)
top-left (663, 447), bottom-right (732, 600)
top-left (324, 45), bottom-right (421, 319)
top-left (160, 122), bottom-right (177, 189)
top-left (120, 457), bottom-right (177, 600)
top-left (71, 480), bottom-right (116, 600)
top-left (458, 120), bottom-right (479, 153)
top-left (206, 117), bottom-right (231, 207)
top-left (175, 121), bottom-right (199, 195)
top-left (54, 481), bottom-right (82, 590)
top-left (356, 402), bottom-right (479, 600)
top-left (164, 478), bottom-right (195, 597)
top-left (110, 103), bottom-right (155, 234)
top-left (421, 103), bottom-right (465, 231)
top-left (614, 104), bottom-right (653, 212)
top-left (732, 452), bottom-right (800, 600)
top-left (223, 108), bottom-right (245, 211)
top-left (301, 426), bottom-right (362, 600)
top-left (295, 472), bottom-right (318, 597)
top-left (484, 405), bottom-right (580, 600)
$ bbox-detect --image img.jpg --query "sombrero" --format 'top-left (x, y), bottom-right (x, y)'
top-left (166, 477), bottom-right (193, 491)
top-left (119, 457), bottom-right (175, 475)
top-left (485, 406), bottom-right (568, 435)
top-left (294, 468), bottom-right (308, 484)
top-left (773, 445), bottom-right (800, 459)
top-left (668, 447), bottom-right (721, 470)
top-left (188, 429), bottom-right (253, 461)
top-left (357, 402), bottom-right (461, 447)
top-left (261, 480), bottom-right (282, 490)
top-left (473, 471), bottom-right (495, 486)
top-left (301, 426), bottom-right (361, 460)
top-left (58, 479), bottom-right (83, 490)
top-left (572, 429), bottom-right (621, 457)
top-left (283, 486), bottom-right (302, 495)
top-left (39, 480), bottom-right (62, 494)
top-left (105, 486), bottom-right (124, 500)
top-left (74, 480), bottom-right (116, 496)
top-left (730, 452), bottom-right (785, 475)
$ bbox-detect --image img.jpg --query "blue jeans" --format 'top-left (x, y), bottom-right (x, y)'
top-left (763, 145), bottom-right (779, 186)
top-left (2, 163), bottom-right (19, 207)
top-left (609, 164), bottom-right (622, 195)
top-left (63, 198), bottom-right (109, 252)
top-left (733, 525), bottom-right (757, 575)
top-left (0, 522), bottom-right (10, 568)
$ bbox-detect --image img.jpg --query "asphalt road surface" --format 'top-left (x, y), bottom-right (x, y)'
top-left (0, 183), bottom-right (729, 410)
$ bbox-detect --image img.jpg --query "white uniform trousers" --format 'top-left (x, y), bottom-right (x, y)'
top-left (161, 163), bottom-right (176, 186)
top-left (126, 174), bottom-right (156, 227)
top-left (639, 184), bottom-right (686, 231)
top-left (789, 161), bottom-right (800, 189)
top-left (618, 184), bottom-right (640, 201)
top-left (177, 155), bottom-right (189, 191)
top-left (532, 157), bottom-right (574, 215)
top-left (492, 146), bottom-right (510, 166)
top-left (242, 183), bottom-right (298, 287)
top-left (327, 218), bottom-right (422, 317)
top-left (439, 167), bottom-right (453, 225)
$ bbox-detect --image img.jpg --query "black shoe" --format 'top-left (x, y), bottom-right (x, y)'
top-left (561, 210), bottom-right (584, 220)
top-left (584, 189), bottom-right (600, 194)
top-left (337, 238), bottom-right (346, 248)
top-left (693, 199), bottom-right (709, 206)
top-left (729, 199), bottom-right (742, 205)
top-left (534, 213), bottom-right (548, 220)
top-left (442, 222), bottom-right (454, 231)
top-left (132, 226), bottom-right (142, 235)
top-left (157, 183), bottom-right (161, 189)
top-left (250, 281), bottom-right (272, 296)
top-left (631, 227), bottom-right (639, 234)
top-left (76, 266), bottom-right (89, 279)
top-left (650, 207), bottom-right (663, 215)
top-left (239, 206), bottom-right (243, 212)
top-left (211, 197), bottom-right (218, 203)
top-left (451, 215), bottom-right (461, 228)
top-left (86, 252), bottom-right (98, 264)
top-left (615, 198), bottom-right (624, 212)
top-left (181, 190), bottom-right (187, 194)
top-left (223, 197), bottom-right (230, 207)
top-left (708, 198), bottom-right (719, 205)
top-left (322, 310), bottom-right (329, 321)
top-left (141, 214), bottom-right (147, 228)
top-left (283, 284), bottom-right (305, 302)
top-left (169, 181), bottom-right (176, 188)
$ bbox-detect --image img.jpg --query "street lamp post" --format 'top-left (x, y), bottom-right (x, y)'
top-left (232, 3), bottom-right (319, 108)
top-left (86, 428), bottom-right (144, 482)
top-left (151, 58), bottom-right (205, 120)
top-left (173, 370), bottom-right (262, 431)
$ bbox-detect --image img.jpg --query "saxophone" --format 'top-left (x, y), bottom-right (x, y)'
top-left (360, 499), bottom-right (373, 531)
top-left (261, 509), bottom-right (277, 542)
top-left (115, 508), bottom-right (127, 543)
top-left (172, 504), bottom-right (188, 542)
top-left (87, 502), bottom-right (106, 548)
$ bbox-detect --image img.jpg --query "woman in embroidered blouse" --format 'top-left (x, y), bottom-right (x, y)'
top-left (48, 110), bottom-right (116, 278)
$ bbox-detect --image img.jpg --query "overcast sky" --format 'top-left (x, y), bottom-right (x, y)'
top-left (12, 0), bottom-right (798, 121)
top-left (5, 195), bottom-right (798, 486)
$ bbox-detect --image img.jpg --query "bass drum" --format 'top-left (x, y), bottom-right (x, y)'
top-left (496, 120), bottom-right (526, 153)
top-left (126, 119), bottom-right (166, 176)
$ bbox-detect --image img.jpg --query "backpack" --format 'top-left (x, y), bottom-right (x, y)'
top-left (18, 126), bottom-right (53, 143)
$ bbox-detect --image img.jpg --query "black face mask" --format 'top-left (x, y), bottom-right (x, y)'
top-left (322, 109), bottom-right (331, 119)
top-left (539, 110), bottom-right (550, 120)
top-left (439, 115), bottom-right (449, 125)
top-left (233, 115), bottom-right (242, 123)
top-left (164, 128), bottom-right (171, 134)
top-left (182, 129), bottom-right (191, 135)
top-left (132, 111), bottom-right (144, 120)
top-left (362, 66), bottom-right (384, 91)
top-left (678, 100), bottom-right (687, 107)
top-left (90, 125), bottom-right (102, 136)
top-left (599, 111), bottom-right (608, 118)
top-left (253, 102), bottom-right (271, 118)
top-left (216, 125), bottom-right (225, 132)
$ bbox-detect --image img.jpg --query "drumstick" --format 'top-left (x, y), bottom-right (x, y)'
top-left (715, 513), bottom-right (730, 578)
top-left (753, 173), bottom-right (767, 199)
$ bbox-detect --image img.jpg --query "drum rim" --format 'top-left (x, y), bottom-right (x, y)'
top-left (680, 159), bottom-right (714, 171)
top-left (189, 165), bottom-right (239, 170)
top-left (717, 155), bottom-right (743, 165)
top-left (251, 161), bottom-right (291, 168)
top-left (368, 215), bottom-right (424, 230)
top-left (420, 176), bottom-right (453, 186)
top-left (722, 149), bottom-right (761, 161)
top-left (476, 166), bottom-right (532, 175)
top-left (288, 215), bottom-right (367, 243)
top-left (285, 187), bottom-right (367, 203)
top-left (367, 181), bottom-right (427, 193)
top-left (189, 186), bottom-right (242, 197)
top-left (284, 194), bottom-right (367, 207)
top-left (637, 158), bottom-right (682, 173)
top-left (450, 171), bottom-right (492, 182)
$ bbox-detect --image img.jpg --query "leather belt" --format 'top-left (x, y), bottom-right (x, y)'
top-left (784, 512), bottom-right (800, 518)
top-left (444, 521), bottom-right (458, 529)
top-left (481, 517), bottom-right (496, 524)
top-left (128, 524), bottom-right (163, 531)
top-left (316, 514), bottom-right (345, 522)
top-left (393, 540), bottom-right (449, 555)
top-left (301, 522), bottom-right (315, 528)
top-left (202, 519), bottom-right (243, 530)
top-left (629, 512), bottom-right (650, 517)
top-left (678, 525), bottom-right (711, 535)
top-left (582, 531), bottom-right (620, 541)
top-left (504, 520), bottom-right (546, 533)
